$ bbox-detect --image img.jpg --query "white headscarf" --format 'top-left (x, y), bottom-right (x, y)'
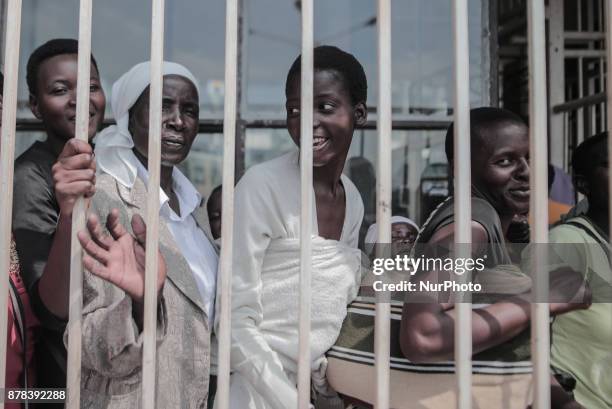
top-left (94, 61), bottom-right (200, 188)
top-left (364, 216), bottom-right (419, 256)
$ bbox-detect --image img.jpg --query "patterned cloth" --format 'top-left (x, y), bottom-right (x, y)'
top-left (6, 236), bottom-right (39, 409)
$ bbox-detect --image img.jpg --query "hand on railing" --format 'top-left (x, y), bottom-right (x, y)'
top-left (52, 138), bottom-right (96, 217)
top-left (77, 209), bottom-right (167, 321)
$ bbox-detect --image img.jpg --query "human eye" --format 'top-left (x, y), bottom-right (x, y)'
top-left (496, 157), bottom-right (513, 166)
top-left (287, 106), bottom-right (300, 116)
top-left (319, 102), bottom-right (335, 112)
top-left (51, 86), bottom-right (68, 95)
top-left (183, 104), bottom-right (199, 117)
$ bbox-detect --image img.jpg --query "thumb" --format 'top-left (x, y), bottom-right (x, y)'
top-left (131, 213), bottom-right (147, 245)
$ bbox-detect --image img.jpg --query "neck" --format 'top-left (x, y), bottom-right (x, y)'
top-left (500, 216), bottom-right (513, 236)
top-left (312, 156), bottom-right (346, 193)
top-left (45, 133), bottom-right (71, 158)
top-left (133, 149), bottom-right (174, 195)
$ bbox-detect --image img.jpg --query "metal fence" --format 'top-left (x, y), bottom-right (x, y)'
top-left (0, 0), bottom-right (604, 408)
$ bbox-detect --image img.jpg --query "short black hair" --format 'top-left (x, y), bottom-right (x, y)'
top-left (445, 107), bottom-right (527, 163)
top-left (26, 38), bottom-right (99, 96)
top-left (572, 131), bottom-right (608, 179)
top-left (0, 71), bottom-right (3, 96)
top-left (285, 45), bottom-right (367, 105)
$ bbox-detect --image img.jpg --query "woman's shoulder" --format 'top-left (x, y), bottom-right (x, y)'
top-left (14, 142), bottom-right (55, 183)
top-left (237, 151), bottom-right (298, 192)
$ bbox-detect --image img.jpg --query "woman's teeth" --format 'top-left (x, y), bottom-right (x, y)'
top-left (313, 137), bottom-right (328, 148)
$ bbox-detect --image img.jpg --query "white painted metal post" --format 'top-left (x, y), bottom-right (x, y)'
top-left (452, 1), bottom-right (472, 408)
top-left (528, 1), bottom-right (551, 408)
top-left (65, 1), bottom-right (93, 407)
top-left (215, 0), bottom-right (239, 407)
top-left (141, 0), bottom-right (165, 407)
top-left (297, 0), bottom-right (313, 407)
top-left (0, 2), bottom-right (21, 408)
top-left (549, 0), bottom-right (566, 168)
top-left (375, 1), bottom-right (391, 408)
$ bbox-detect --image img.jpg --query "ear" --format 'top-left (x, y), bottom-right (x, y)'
top-left (354, 102), bottom-right (367, 127)
top-left (574, 174), bottom-right (589, 196)
top-left (29, 94), bottom-right (42, 119)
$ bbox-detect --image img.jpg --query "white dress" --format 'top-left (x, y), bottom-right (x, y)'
top-left (218, 150), bottom-right (364, 409)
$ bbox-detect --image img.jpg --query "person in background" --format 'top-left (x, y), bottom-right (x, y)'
top-left (543, 132), bottom-right (612, 409)
top-left (1, 70), bottom-right (41, 409)
top-left (11, 39), bottom-right (105, 395)
top-left (207, 184), bottom-right (222, 241)
top-left (363, 216), bottom-right (419, 258)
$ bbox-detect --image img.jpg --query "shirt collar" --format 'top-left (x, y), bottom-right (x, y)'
top-left (125, 156), bottom-right (202, 221)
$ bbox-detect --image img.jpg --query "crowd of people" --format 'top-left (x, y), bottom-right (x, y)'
top-left (1, 38), bottom-right (609, 409)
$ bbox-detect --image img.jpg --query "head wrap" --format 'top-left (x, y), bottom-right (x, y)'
top-left (364, 216), bottom-right (419, 256)
top-left (94, 61), bottom-right (200, 188)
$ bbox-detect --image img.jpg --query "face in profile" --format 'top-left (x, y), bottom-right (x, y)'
top-left (579, 144), bottom-right (609, 212)
top-left (207, 189), bottom-right (222, 240)
top-left (471, 122), bottom-right (530, 217)
top-left (130, 75), bottom-right (199, 167)
top-left (29, 53), bottom-right (106, 142)
top-left (391, 222), bottom-right (418, 255)
top-left (285, 69), bottom-right (366, 168)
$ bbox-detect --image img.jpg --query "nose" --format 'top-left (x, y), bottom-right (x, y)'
top-left (165, 106), bottom-right (185, 130)
top-left (68, 90), bottom-right (77, 107)
top-left (313, 112), bottom-right (321, 129)
top-left (515, 157), bottom-right (529, 181)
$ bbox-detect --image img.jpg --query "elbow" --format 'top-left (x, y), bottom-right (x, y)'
top-left (400, 321), bottom-right (449, 363)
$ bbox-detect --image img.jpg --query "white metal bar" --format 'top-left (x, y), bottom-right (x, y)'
top-left (375, 1), bottom-right (391, 408)
top-left (0, 2), bottom-right (22, 408)
top-left (605, 0), bottom-right (612, 239)
top-left (215, 0), bottom-right (239, 407)
top-left (578, 59), bottom-right (585, 144)
top-left (549, 0), bottom-right (565, 168)
top-left (297, 0), bottom-right (313, 407)
top-left (528, 1), bottom-right (551, 408)
top-left (65, 1), bottom-right (92, 407)
top-left (141, 0), bottom-right (165, 407)
top-left (452, 1), bottom-right (472, 408)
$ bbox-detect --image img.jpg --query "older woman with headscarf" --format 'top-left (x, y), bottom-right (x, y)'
top-left (65, 61), bottom-right (218, 408)
top-left (363, 216), bottom-right (419, 258)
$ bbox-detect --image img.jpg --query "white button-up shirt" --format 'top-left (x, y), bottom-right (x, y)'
top-left (134, 159), bottom-right (218, 327)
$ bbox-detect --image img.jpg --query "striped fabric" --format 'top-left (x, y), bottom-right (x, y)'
top-left (327, 296), bottom-right (533, 408)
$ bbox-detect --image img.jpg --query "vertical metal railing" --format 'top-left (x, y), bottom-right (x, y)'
top-left (0, 1), bottom-right (571, 408)
top-left (297, 0), bottom-right (314, 407)
top-left (528, 0), bottom-right (551, 408)
top-left (452, 1), bottom-right (473, 408)
top-left (375, 1), bottom-right (392, 408)
top-left (141, 0), bottom-right (165, 408)
top-left (0, 1), bottom-right (22, 408)
top-left (215, 0), bottom-right (239, 407)
top-left (65, 1), bottom-right (93, 407)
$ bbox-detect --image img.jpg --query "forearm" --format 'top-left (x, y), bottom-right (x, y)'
top-left (38, 214), bottom-right (72, 320)
top-left (401, 296), bottom-right (530, 362)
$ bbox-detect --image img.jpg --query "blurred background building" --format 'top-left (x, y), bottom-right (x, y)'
top-left (0, 0), bottom-right (602, 243)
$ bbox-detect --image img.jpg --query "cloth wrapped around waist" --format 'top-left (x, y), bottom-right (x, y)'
top-left (258, 236), bottom-right (365, 376)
